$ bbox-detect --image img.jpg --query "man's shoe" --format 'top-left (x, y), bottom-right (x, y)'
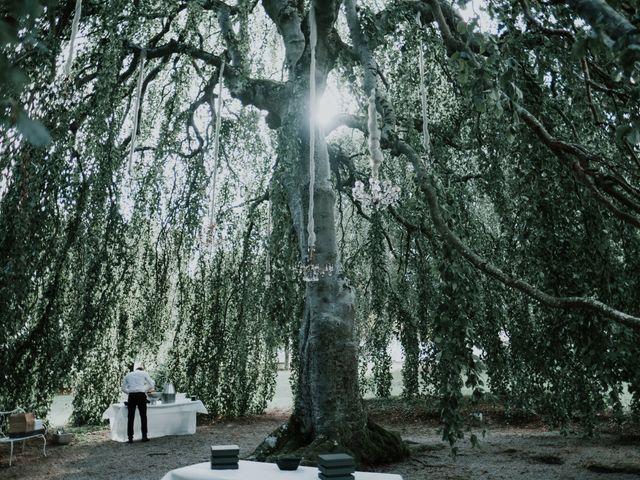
top-left (127, 439), bottom-right (133, 444)
top-left (142, 437), bottom-right (150, 442)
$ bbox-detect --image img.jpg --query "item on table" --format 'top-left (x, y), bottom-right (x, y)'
top-left (211, 464), bottom-right (239, 470)
top-left (276, 456), bottom-right (301, 470)
top-left (319, 465), bottom-right (357, 475)
top-left (162, 382), bottom-right (176, 404)
top-left (147, 390), bottom-right (161, 405)
top-left (210, 444), bottom-right (240, 470)
top-left (211, 455), bottom-right (239, 464)
top-left (317, 453), bottom-right (355, 479)
top-left (318, 474), bottom-right (354, 480)
top-left (147, 391), bottom-right (162, 400)
top-left (210, 445), bottom-right (240, 456)
top-left (8, 413), bottom-right (47, 439)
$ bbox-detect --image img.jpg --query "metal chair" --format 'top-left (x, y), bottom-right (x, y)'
top-left (0, 407), bottom-right (47, 466)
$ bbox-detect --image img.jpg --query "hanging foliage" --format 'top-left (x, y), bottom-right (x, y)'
top-left (1, 1), bottom-right (640, 460)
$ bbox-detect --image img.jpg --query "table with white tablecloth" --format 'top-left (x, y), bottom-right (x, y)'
top-left (102, 398), bottom-right (208, 442)
top-left (160, 460), bottom-right (403, 480)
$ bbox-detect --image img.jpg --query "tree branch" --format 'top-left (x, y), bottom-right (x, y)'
top-left (262, 0), bottom-right (305, 69)
top-left (419, 4), bottom-right (640, 229)
top-left (565, 0), bottom-right (640, 47)
top-left (334, 106), bottom-right (640, 328)
top-left (515, 104), bottom-right (640, 227)
top-left (338, 0), bottom-right (640, 330)
top-left (389, 135), bottom-right (640, 330)
top-left (127, 40), bottom-right (288, 126)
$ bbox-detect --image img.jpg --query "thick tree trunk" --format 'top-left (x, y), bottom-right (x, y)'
top-left (251, 2), bottom-right (407, 465)
top-left (252, 88), bottom-right (406, 466)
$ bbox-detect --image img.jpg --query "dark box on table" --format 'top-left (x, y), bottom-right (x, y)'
top-left (211, 444), bottom-right (239, 469)
top-left (319, 465), bottom-right (356, 475)
top-left (318, 474), bottom-right (355, 480)
top-left (317, 453), bottom-right (355, 467)
top-left (211, 456), bottom-right (239, 465)
top-left (317, 453), bottom-right (355, 480)
top-left (211, 463), bottom-right (239, 470)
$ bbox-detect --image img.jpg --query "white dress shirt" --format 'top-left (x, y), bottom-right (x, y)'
top-left (121, 370), bottom-right (155, 394)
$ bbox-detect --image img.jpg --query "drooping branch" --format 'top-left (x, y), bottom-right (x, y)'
top-left (358, 0), bottom-right (480, 55)
top-left (389, 136), bottom-right (640, 330)
top-left (429, 0), bottom-right (465, 56)
top-left (416, 3), bottom-right (640, 230)
top-left (520, 0), bottom-right (576, 41)
top-left (329, 113), bottom-right (640, 329)
top-left (335, 6), bottom-right (640, 329)
top-left (198, 0), bottom-right (243, 13)
top-left (515, 105), bottom-right (640, 227)
top-left (120, 59), bottom-right (172, 154)
top-left (127, 40), bottom-right (221, 66)
top-left (323, 113), bottom-right (366, 135)
top-left (565, 0), bottom-right (640, 51)
top-left (184, 71), bottom-right (222, 154)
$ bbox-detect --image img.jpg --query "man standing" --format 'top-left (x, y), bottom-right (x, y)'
top-left (121, 364), bottom-right (155, 443)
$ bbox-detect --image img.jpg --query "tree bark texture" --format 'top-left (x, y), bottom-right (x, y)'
top-left (252, 1), bottom-right (407, 464)
top-left (254, 122), bottom-right (407, 464)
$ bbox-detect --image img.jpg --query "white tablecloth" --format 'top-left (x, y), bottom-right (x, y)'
top-left (160, 460), bottom-right (402, 480)
top-left (102, 399), bottom-right (208, 442)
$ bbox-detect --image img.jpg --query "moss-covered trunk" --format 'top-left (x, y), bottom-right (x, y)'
top-left (253, 69), bottom-right (407, 465)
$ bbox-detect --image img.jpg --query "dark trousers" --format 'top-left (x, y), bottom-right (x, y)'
top-left (127, 392), bottom-right (148, 440)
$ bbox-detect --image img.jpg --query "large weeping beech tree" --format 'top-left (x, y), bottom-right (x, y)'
top-left (2, 0), bottom-right (640, 464)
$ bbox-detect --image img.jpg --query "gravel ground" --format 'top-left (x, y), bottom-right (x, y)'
top-left (2, 411), bottom-right (640, 480)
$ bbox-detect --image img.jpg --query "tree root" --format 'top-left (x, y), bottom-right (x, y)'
top-left (250, 416), bottom-right (409, 466)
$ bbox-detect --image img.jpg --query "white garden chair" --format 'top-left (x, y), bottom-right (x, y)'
top-left (0, 407), bottom-right (47, 466)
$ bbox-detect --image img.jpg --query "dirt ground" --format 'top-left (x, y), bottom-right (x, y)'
top-left (2, 409), bottom-right (640, 480)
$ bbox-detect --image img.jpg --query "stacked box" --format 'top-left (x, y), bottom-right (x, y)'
top-left (8, 413), bottom-right (35, 434)
top-left (317, 453), bottom-right (355, 480)
top-left (211, 444), bottom-right (240, 470)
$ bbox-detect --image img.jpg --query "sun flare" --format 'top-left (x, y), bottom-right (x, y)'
top-left (315, 81), bottom-right (344, 128)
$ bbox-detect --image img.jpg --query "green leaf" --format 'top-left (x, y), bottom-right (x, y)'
top-left (16, 111), bottom-right (51, 147)
top-left (571, 37), bottom-right (588, 60)
top-left (9, 69), bottom-right (28, 91)
top-left (625, 126), bottom-right (640, 145)
top-left (473, 94), bottom-right (486, 112)
top-left (17, 0), bottom-right (43, 18)
top-left (511, 83), bottom-right (523, 102)
top-left (615, 124), bottom-right (632, 144)
top-left (0, 19), bottom-right (19, 44)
